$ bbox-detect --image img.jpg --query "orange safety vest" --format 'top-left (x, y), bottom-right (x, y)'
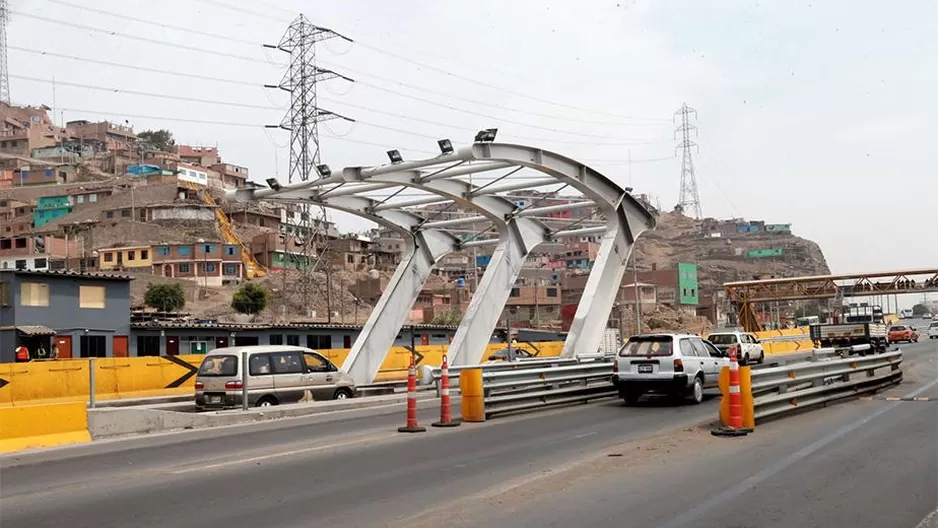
top-left (15, 346), bottom-right (29, 361)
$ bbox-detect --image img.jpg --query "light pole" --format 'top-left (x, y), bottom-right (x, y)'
top-left (196, 238), bottom-right (207, 298)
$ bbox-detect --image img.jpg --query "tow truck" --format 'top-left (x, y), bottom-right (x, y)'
top-left (809, 304), bottom-right (888, 353)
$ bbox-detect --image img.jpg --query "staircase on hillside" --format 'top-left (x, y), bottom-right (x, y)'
top-left (179, 181), bottom-right (267, 279)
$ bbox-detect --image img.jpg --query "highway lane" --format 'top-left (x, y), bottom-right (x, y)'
top-left (1, 379), bottom-right (722, 527)
top-left (408, 338), bottom-right (938, 528)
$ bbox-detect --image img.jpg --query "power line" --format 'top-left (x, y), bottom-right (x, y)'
top-left (9, 10), bottom-right (282, 67)
top-left (191, 0), bottom-right (289, 24)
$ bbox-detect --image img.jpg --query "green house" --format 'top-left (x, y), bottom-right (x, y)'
top-left (33, 195), bottom-right (73, 228)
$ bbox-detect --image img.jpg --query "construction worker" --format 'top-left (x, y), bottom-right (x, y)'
top-left (14, 345), bottom-right (29, 362)
top-left (35, 343), bottom-right (48, 360)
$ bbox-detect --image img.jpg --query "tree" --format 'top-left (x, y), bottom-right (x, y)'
top-left (144, 283), bottom-right (186, 312)
top-left (232, 283), bottom-right (269, 315)
top-left (137, 129), bottom-right (176, 153)
top-left (431, 308), bottom-right (462, 326)
top-left (912, 303), bottom-right (928, 316)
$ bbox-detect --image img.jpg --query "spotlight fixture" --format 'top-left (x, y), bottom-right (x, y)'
top-left (437, 138), bottom-right (454, 155)
top-left (625, 186), bottom-right (633, 193)
top-left (265, 178), bottom-right (282, 191)
top-left (316, 164), bottom-right (332, 177)
top-left (386, 149), bottom-right (403, 164)
top-left (474, 128), bottom-right (498, 143)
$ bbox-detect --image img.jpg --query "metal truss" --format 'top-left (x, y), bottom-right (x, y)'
top-left (228, 142), bottom-right (656, 382)
top-left (726, 268), bottom-right (938, 332)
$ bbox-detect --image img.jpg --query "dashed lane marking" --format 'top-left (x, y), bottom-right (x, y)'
top-left (858, 396), bottom-right (937, 402)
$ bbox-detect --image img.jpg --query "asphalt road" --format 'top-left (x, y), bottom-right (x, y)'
top-left (1, 338), bottom-right (934, 527)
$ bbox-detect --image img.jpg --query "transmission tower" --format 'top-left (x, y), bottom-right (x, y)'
top-left (674, 102), bottom-right (702, 218)
top-left (266, 15), bottom-right (353, 323)
top-left (0, 0), bottom-right (11, 104)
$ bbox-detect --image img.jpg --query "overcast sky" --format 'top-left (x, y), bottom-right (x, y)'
top-left (8, 0), bottom-right (938, 281)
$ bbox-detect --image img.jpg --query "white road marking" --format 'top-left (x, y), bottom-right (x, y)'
top-left (916, 506), bottom-right (938, 528)
top-left (571, 431), bottom-right (598, 440)
top-left (169, 433), bottom-right (397, 474)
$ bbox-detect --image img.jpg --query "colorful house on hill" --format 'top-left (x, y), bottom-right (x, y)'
top-left (33, 195), bottom-right (73, 228)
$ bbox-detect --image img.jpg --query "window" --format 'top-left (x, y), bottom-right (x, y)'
top-left (225, 246), bottom-right (237, 256)
top-left (178, 263), bottom-right (190, 273)
top-left (104, 252), bottom-right (114, 263)
top-left (303, 352), bottom-right (329, 372)
top-left (510, 287), bottom-right (520, 297)
top-left (619, 335), bottom-right (673, 357)
top-left (546, 287), bottom-right (558, 297)
top-left (106, 211), bottom-right (114, 219)
top-left (14, 238), bottom-right (26, 248)
top-left (178, 246), bottom-right (191, 256)
top-left (269, 334), bottom-right (284, 345)
top-left (0, 239), bottom-right (9, 250)
top-left (307, 335), bottom-right (332, 350)
top-left (224, 264), bottom-right (238, 275)
top-left (690, 339), bottom-right (711, 358)
top-left (80, 335), bottom-right (107, 358)
top-left (139, 209), bottom-right (146, 220)
top-left (34, 258), bottom-right (47, 269)
top-left (198, 355), bottom-right (238, 376)
top-left (270, 351), bottom-right (304, 374)
top-left (0, 282), bottom-right (9, 306)
top-left (679, 339), bottom-right (698, 357)
top-left (137, 336), bottom-right (161, 357)
top-left (249, 354), bottom-right (272, 375)
top-left (156, 246), bottom-right (170, 256)
top-left (20, 282), bottom-right (49, 307)
top-left (203, 244), bottom-right (215, 253)
top-left (707, 334), bottom-right (739, 346)
top-left (121, 209), bottom-right (131, 217)
top-left (76, 195), bottom-right (84, 204)
top-left (141, 250), bottom-right (149, 260)
top-left (14, 259), bottom-right (26, 269)
top-left (127, 251), bottom-right (135, 261)
top-left (79, 285), bottom-right (106, 309)
top-left (204, 263), bottom-right (216, 273)
top-left (286, 334), bottom-right (300, 346)
top-left (346, 254), bottom-right (354, 264)
top-left (89, 194), bottom-right (97, 203)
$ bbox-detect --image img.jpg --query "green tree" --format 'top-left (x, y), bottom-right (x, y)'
top-left (912, 303), bottom-right (928, 316)
top-left (144, 282), bottom-right (186, 312)
top-left (431, 308), bottom-right (463, 326)
top-left (137, 129), bottom-right (176, 153)
top-left (231, 283), bottom-right (269, 315)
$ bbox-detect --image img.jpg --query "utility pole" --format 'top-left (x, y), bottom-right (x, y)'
top-left (674, 102), bottom-right (702, 218)
top-left (0, 0), bottom-right (10, 105)
top-left (633, 253), bottom-right (641, 333)
top-left (265, 15), bottom-right (353, 322)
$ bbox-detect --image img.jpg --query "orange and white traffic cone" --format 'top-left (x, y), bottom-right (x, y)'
top-left (713, 344), bottom-right (751, 437)
top-left (398, 355), bottom-right (426, 433)
top-left (432, 354), bottom-right (460, 428)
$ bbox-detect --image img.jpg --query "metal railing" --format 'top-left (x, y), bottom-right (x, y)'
top-left (750, 349), bottom-right (902, 422)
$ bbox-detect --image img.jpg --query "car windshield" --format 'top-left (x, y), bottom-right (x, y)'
top-left (198, 355), bottom-right (238, 377)
top-left (889, 326), bottom-right (907, 332)
top-left (619, 336), bottom-right (673, 356)
top-left (706, 334), bottom-right (738, 345)
top-left (931, 322), bottom-right (938, 328)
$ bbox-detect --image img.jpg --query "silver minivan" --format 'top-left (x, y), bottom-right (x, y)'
top-left (194, 345), bottom-right (356, 409)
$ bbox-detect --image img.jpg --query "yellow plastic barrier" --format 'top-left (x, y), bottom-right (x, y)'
top-left (754, 329), bottom-right (814, 355)
top-left (718, 365), bottom-right (755, 429)
top-left (460, 367), bottom-right (485, 422)
top-left (0, 402), bottom-right (91, 453)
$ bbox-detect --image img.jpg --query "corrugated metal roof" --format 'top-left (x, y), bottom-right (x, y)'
top-left (10, 325), bottom-right (56, 336)
top-left (2, 269), bottom-right (133, 281)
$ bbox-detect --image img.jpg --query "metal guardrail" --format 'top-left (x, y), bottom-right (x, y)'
top-left (750, 349), bottom-right (902, 422)
top-left (480, 361), bottom-right (616, 417)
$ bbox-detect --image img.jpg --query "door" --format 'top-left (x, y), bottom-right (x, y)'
top-left (246, 353), bottom-right (275, 406)
top-left (55, 335), bottom-right (72, 359)
top-left (690, 338), bottom-right (719, 387)
top-left (113, 336), bottom-right (129, 358)
top-left (270, 350), bottom-right (308, 404)
top-left (166, 336), bottom-right (179, 356)
top-left (303, 352), bottom-right (337, 400)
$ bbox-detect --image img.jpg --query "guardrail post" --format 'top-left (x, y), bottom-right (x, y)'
top-left (88, 358), bottom-right (96, 409)
top-left (241, 351), bottom-right (249, 411)
top-left (460, 367), bottom-right (485, 422)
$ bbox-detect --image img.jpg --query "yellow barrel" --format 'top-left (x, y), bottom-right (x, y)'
top-left (460, 367), bottom-right (485, 422)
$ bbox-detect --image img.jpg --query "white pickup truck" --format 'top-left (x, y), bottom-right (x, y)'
top-left (704, 330), bottom-right (765, 365)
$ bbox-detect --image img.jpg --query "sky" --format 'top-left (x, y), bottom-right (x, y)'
top-left (7, 0), bottom-right (938, 283)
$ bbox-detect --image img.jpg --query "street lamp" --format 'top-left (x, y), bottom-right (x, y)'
top-left (197, 238), bottom-right (207, 297)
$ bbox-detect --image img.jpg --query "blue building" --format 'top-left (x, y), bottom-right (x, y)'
top-left (0, 270), bottom-right (132, 362)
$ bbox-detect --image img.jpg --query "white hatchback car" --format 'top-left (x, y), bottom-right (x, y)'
top-left (706, 330), bottom-right (765, 365)
top-left (928, 321), bottom-right (938, 340)
top-left (612, 333), bottom-right (730, 405)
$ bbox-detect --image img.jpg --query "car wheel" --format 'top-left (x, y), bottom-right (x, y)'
top-left (333, 388), bottom-right (353, 400)
top-left (758, 351), bottom-right (765, 364)
top-left (742, 353), bottom-right (750, 366)
top-left (688, 376), bottom-right (704, 405)
top-left (256, 396), bottom-right (277, 407)
top-left (621, 390), bottom-right (641, 405)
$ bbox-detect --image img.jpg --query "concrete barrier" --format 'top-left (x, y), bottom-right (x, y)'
top-left (0, 342), bottom-right (566, 406)
top-left (0, 402), bottom-right (91, 453)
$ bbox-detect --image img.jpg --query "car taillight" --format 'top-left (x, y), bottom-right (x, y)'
top-left (225, 381), bottom-right (243, 390)
top-left (673, 358), bottom-right (684, 372)
top-left (194, 381), bottom-right (204, 390)
top-left (612, 361), bottom-right (618, 373)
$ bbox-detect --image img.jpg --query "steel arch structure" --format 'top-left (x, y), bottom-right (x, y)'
top-left (229, 142), bottom-right (655, 384)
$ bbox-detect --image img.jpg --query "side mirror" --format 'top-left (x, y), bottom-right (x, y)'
top-left (488, 355), bottom-right (499, 361)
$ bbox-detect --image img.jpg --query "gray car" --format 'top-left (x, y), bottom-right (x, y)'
top-left (194, 345), bottom-right (356, 409)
